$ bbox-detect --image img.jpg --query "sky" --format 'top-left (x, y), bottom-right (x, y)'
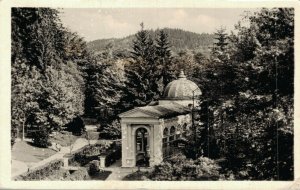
top-left (59, 8), bottom-right (255, 42)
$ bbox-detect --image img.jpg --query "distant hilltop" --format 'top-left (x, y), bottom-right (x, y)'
top-left (87, 28), bottom-right (215, 57)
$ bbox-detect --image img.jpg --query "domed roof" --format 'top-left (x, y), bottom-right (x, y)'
top-left (163, 70), bottom-right (202, 100)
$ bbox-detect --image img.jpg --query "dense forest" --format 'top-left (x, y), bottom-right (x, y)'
top-left (11, 8), bottom-right (294, 180)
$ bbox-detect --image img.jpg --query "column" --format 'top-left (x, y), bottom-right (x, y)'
top-left (152, 124), bottom-right (163, 166)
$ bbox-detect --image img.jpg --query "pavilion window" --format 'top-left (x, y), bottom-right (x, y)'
top-left (176, 125), bottom-right (182, 139)
top-left (163, 127), bottom-right (169, 158)
top-left (169, 126), bottom-right (176, 141)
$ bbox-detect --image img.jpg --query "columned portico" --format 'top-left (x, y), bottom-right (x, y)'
top-left (120, 116), bottom-right (163, 167)
top-left (119, 70), bottom-right (201, 168)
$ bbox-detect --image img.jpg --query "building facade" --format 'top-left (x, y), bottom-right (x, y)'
top-left (119, 71), bottom-right (201, 167)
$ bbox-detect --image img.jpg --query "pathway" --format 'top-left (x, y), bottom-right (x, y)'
top-left (104, 159), bottom-right (152, 181)
top-left (12, 138), bottom-right (97, 178)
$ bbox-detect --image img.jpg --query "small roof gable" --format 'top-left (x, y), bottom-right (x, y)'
top-left (119, 102), bottom-right (190, 118)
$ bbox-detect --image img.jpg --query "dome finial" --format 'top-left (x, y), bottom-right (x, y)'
top-left (179, 70), bottom-right (186, 79)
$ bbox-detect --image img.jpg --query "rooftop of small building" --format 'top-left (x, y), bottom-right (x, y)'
top-left (119, 102), bottom-right (191, 119)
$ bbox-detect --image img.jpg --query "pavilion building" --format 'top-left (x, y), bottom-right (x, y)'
top-left (119, 70), bottom-right (202, 167)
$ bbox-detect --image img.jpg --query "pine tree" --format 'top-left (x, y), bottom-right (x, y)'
top-left (155, 30), bottom-right (175, 91)
top-left (213, 27), bottom-right (228, 52)
top-left (119, 23), bottom-right (159, 110)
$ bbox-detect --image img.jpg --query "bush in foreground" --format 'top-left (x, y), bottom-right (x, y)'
top-left (123, 171), bottom-right (151, 181)
top-left (150, 154), bottom-right (220, 181)
top-left (14, 159), bottom-right (64, 181)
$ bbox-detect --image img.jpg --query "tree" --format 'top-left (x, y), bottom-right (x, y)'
top-left (118, 23), bottom-right (160, 110)
top-left (155, 30), bottom-right (175, 91)
top-left (11, 63), bottom-right (42, 140)
top-left (190, 8), bottom-right (294, 180)
top-left (213, 27), bottom-right (228, 52)
top-left (11, 8), bottom-right (86, 142)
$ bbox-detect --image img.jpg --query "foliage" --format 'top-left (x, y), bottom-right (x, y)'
top-left (49, 131), bottom-right (78, 147)
top-left (88, 28), bottom-right (215, 55)
top-left (155, 30), bottom-right (175, 90)
top-left (11, 8), bottom-right (85, 139)
top-left (99, 119), bottom-right (121, 140)
top-left (64, 167), bottom-right (89, 181)
top-left (84, 58), bottom-right (124, 121)
top-left (118, 23), bottom-right (160, 111)
top-left (69, 144), bottom-right (103, 166)
top-left (103, 145), bottom-right (122, 167)
top-left (14, 159), bottom-right (64, 181)
top-left (193, 8), bottom-right (294, 180)
top-left (32, 128), bottom-right (52, 148)
top-left (123, 171), bottom-right (151, 181)
top-left (68, 142), bottom-right (120, 167)
top-left (150, 154), bottom-right (220, 181)
top-left (65, 116), bottom-right (85, 136)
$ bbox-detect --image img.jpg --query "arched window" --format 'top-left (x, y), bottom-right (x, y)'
top-left (163, 127), bottom-right (169, 158)
top-left (169, 126), bottom-right (176, 141)
top-left (163, 127), bottom-right (169, 136)
top-left (163, 127), bottom-right (169, 144)
top-left (176, 125), bottom-right (181, 139)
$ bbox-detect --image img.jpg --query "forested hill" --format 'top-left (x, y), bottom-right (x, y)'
top-left (87, 28), bottom-right (215, 56)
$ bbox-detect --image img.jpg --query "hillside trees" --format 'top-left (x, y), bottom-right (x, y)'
top-left (11, 8), bottom-right (86, 144)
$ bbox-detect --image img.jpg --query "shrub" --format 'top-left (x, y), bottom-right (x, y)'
top-left (43, 169), bottom-right (70, 180)
top-left (69, 144), bottom-right (104, 166)
top-left (64, 167), bottom-right (89, 181)
top-left (150, 156), bottom-right (221, 181)
top-left (123, 171), bottom-right (151, 181)
top-left (14, 159), bottom-right (64, 181)
top-left (65, 116), bottom-right (85, 136)
top-left (68, 142), bottom-right (121, 167)
top-left (99, 119), bottom-right (121, 140)
top-left (104, 145), bottom-right (121, 167)
top-left (194, 157), bottom-right (221, 180)
top-left (151, 162), bottom-right (173, 180)
top-left (32, 128), bottom-right (51, 148)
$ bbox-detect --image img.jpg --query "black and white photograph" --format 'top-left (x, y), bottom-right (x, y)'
top-left (0, 1), bottom-right (298, 189)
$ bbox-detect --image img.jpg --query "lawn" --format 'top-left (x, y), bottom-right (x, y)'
top-left (49, 131), bottom-right (81, 147)
top-left (12, 141), bottom-right (56, 164)
top-left (12, 131), bottom-right (81, 164)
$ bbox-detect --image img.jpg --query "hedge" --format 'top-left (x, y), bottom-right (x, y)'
top-left (104, 146), bottom-right (121, 167)
top-left (68, 142), bottom-right (121, 167)
top-left (14, 159), bottom-right (64, 181)
top-left (123, 171), bottom-right (151, 181)
top-left (63, 167), bottom-right (89, 181)
top-left (68, 144), bottom-right (105, 166)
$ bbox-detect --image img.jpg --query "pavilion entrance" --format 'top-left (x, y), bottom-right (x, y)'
top-left (135, 127), bottom-right (150, 167)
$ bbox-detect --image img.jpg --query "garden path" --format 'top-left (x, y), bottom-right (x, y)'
top-left (12, 138), bottom-right (97, 178)
top-left (105, 160), bottom-right (152, 181)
